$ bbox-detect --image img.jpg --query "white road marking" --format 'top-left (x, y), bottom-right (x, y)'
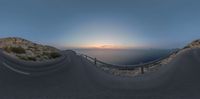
top-left (2, 62), bottom-right (30, 75)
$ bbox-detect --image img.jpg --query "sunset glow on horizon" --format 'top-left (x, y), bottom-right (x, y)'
top-left (83, 44), bottom-right (131, 49)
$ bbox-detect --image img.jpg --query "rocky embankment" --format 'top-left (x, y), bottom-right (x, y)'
top-left (184, 39), bottom-right (200, 49)
top-left (0, 37), bottom-right (61, 61)
top-left (95, 39), bottom-right (200, 77)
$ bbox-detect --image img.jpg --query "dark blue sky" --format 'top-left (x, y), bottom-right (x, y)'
top-left (0, 0), bottom-right (200, 49)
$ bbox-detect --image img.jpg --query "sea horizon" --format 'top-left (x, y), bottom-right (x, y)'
top-left (74, 48), bottom-right (175, 65)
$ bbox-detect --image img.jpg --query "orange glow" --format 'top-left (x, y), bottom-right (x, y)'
top-left (84, 44), bottom-right (130, 49)
top-left (64, 42), bottom-right (143, 49)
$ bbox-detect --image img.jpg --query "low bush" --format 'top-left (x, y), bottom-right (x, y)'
top-left (27, 57), bottom-right (36, 61)
top-left (17, 55), bottom-right (28, 61)
top-left (10, 46), bottom-right (26, 54)
top-left (49, 52), bottom-right (61, 59)
top-left (43, 52), bottom-right (61, 59)
top-left (3, 46), bottom-right (26, 54)
top-left (16, 55), bottom-right (36, 61)
top-left (3, 46), bottom-right (11, 53)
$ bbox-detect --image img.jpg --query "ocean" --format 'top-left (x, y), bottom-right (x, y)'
top-left (75, 49), bottom-right (173, 65)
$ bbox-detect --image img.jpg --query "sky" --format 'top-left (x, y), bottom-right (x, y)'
top-left (0, 0), bottom-right (200, 49)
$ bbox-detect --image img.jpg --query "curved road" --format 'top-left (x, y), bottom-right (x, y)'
top-left (0, 49), bottom-right (199, 99)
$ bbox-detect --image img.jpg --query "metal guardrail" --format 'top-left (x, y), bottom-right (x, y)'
top-left (78, 49), bottom-right (180, 74)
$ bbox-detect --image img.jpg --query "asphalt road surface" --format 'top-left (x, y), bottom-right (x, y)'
top-left (0, 49), bottom-right (200, 99)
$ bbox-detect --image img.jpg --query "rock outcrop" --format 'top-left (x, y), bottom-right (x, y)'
top-left (184, 39), bottom-right (200, 49)
top-left (0, 37), bottom-right (61, 61)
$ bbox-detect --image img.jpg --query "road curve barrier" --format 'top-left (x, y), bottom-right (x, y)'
top-left (78, 49), bottom-right (180, 74)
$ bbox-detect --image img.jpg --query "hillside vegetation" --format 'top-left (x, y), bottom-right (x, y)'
top-left (0, 37), bottom-right (61, 61)
top-left (184, 39), bottom-right (200, 49)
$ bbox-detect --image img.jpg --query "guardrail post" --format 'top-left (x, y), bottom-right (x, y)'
top-left (94, 58), bottom-right (97, 65)
top-left (141, 66), bottom-right (144, 74)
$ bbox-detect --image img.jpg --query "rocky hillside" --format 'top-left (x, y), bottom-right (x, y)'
top-left (0, 37), bottom-right (61, 61)
top-left (184, 39), bottom-right (200, 49)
